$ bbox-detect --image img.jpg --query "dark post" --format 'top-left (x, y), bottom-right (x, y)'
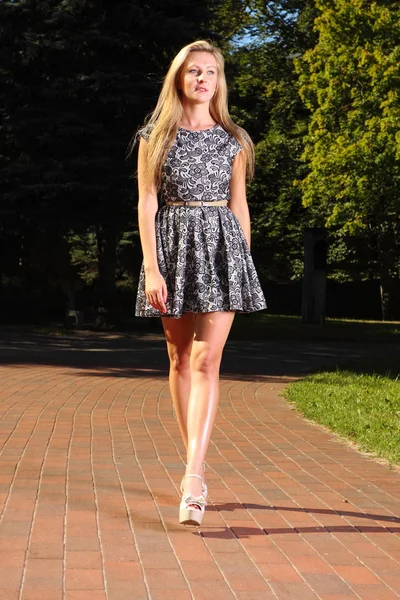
top-left (302, 227), bottom-right (327, 325)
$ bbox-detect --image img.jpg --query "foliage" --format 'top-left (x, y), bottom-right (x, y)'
top-left (225, 1), bottom-right (318, 281)
top-left (0, 0), bottom-right (226, 314)
top-left (2, 0), bottom-right (400, 321)
top-left (66, 231), bottom-right (98, 286)
top-left (294, 0), bottom-right (400, 316)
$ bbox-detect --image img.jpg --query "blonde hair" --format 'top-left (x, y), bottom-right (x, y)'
top-left (138, 40), bottom-right (254, 188)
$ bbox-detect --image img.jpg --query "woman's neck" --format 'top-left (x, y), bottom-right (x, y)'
top-left (179, 104), bottom-right (215, 130)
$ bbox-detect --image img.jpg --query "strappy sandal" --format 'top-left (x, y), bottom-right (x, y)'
top-left (179, 474), bottom-right (207, 526)
top-left (202, 463), bottom-right (208, 498)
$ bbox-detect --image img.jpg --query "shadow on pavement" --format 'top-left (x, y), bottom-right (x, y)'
top-left (216, 502), bottom-right (400, 524)
top-left (1, 329), bottom-right (400, 379)
top-left (198, 524), bottom-right (400, 540)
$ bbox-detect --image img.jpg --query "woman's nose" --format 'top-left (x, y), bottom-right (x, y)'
top-left (197, 72), bottom-right (205, 82)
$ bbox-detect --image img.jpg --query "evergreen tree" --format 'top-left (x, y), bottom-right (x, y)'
top-left (0, 0), bottom-right (224, 318)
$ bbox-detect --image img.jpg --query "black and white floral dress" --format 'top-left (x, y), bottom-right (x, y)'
top-left (135, 123), bottom-right (267, 318)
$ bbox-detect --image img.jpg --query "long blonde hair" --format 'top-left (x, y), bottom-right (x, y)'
top-left (139, 40), bottom-right (255, 188)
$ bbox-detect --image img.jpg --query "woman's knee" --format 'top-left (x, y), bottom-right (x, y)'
top-left (190, 347), bottom-right (221, 377)
top-left (168, 347), bottom-right (191, 373)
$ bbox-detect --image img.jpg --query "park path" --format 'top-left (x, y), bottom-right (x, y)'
top-left (0, 331), bottom-right (399, 599)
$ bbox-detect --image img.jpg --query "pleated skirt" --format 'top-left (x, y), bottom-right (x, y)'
top-left (135, 205), bottom-right (267, 318)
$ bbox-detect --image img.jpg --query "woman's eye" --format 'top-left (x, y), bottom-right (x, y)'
top-left (208, 71), bottom-right (215, 76)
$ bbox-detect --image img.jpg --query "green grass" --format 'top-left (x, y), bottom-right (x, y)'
top-left (230, 313), bottom-right (400, 342)
top-left (3, 313), bottom-right (400, 343)
top-left (283, 368), bottom-right (400, 466)
top-left (99, 312), bottom-right (400, 342)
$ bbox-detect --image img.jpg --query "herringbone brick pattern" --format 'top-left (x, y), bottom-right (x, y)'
top-left (0, 360), bottom-right (399, 599)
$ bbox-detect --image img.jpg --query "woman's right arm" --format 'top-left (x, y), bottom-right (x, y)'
top-left (137, 137), bottom-right (167, 313)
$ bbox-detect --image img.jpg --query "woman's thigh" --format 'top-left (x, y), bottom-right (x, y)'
top-left (161, 311), bottom-right (235, 367)
top-left (191, 311), bottom-right (236, 371)
top-left (161, 313), bottom-right (196, 366)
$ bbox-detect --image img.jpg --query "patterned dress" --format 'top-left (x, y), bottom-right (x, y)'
top-left (135, 123), bottom-right (267, 318)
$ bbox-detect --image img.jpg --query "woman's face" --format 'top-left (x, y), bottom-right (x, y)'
top-left (179, 51), bottom-right (218, 104)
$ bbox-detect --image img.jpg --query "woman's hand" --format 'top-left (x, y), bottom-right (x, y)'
top-left (145, 268), bottom-right (168, 313)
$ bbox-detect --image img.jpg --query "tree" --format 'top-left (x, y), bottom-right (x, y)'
top-left (223, 1), bottom-right (318, 282)
top-left (0, 0), bottom-right (226, 318)
top-left (295, 0), bottom-right (400, 319)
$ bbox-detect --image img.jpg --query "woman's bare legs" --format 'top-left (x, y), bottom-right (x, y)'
top-left (184, 311), bottom-right (235, 497)
top-left (162, 311), bottom-right (235, 501)
top-left (162, 313), bottom-right (196, 450)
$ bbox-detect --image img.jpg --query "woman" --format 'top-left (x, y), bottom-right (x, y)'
top-left (135, 40), bottom-right (266, 526)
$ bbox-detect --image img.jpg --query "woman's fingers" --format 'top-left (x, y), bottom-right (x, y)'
top-left (157, 289), bottom-right (167, 313)
top-left (162, 282), bottom-right (168, 303)
top-left (147, 287), bottom-right (167, 313)
top-left (145, 272), bottom-right (168, 313)
top-left (160, 281), bottom-right (168, 312)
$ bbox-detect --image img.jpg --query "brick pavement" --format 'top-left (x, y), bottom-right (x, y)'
top-left (0, 332), bottom-right (400, 599)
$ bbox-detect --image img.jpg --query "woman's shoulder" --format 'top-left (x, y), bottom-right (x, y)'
top-left (214, 124), bottom-right (243, 157)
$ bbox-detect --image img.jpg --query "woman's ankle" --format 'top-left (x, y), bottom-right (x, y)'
top-left (182, 473), bottom-right (203, 497)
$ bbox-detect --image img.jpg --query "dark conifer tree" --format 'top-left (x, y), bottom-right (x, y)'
top-left (0, 0), bottom-right (223, 318)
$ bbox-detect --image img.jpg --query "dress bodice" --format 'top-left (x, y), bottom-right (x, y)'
top-left (140, 124), bottom-right (242, 203)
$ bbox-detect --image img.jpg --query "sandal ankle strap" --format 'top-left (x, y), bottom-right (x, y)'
top-left (180, 473), bottom-right (204, 493)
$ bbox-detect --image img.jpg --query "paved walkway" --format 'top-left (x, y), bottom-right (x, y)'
top-left (0, 331), bottom-right (400, 599)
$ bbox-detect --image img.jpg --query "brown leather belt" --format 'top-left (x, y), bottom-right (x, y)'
top-left (165, 200), bottom-right (228, 207)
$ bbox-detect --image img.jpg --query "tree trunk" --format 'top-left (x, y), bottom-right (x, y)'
top-left (302, 228), bottom-right (327, 325)
top-left (379, 270), bottom-right (399, 321)
top-left (96, 225), bottom-right (117, 322)
top-left (377, 223), bottom-right (400, 321)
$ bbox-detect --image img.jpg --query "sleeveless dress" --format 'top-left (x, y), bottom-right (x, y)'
top-left (135, 124), bottom-right (267, 318)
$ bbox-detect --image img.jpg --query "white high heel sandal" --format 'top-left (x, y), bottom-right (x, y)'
top-left (202, 463), bottom-right (208, 497)
top-left (179, 474), bottom-right (207, 526)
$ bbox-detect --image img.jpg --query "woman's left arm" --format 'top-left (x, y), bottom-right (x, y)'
top-left (229, 149), bottom-right (251, 248)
